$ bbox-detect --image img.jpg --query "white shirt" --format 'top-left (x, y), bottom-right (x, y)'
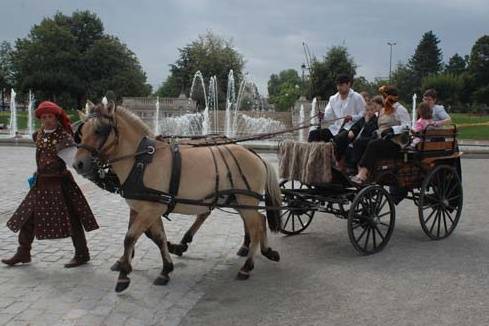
top-left (391, 102), bottom-right (411, 134)
top-left (323, 89), bottom-right (366, 135)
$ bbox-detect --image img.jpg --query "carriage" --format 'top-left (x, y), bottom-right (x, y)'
top-left (278, 126), bottom-right (463, 255)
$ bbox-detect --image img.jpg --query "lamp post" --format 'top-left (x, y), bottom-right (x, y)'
top-left (387, 42), bottom-right (397, 82)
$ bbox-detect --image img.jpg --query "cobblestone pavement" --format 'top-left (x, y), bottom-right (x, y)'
top-left (0, 147), bottom-right (271, 326)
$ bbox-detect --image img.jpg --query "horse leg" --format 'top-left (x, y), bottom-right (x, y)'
top-left (168, 212), bottom-right (211, 257)
top-left (258, 213), bottom-right (280, 262)
top-left (111, 209), bottom-right (144, 272)
top-left (236, 218), bottom-right (251, 257)
top-left (236, 210), bottom-right (261, 280)
top-left (147, 218), bottom-right (174, 286)
top-left (115, 209), bottom-right (158, 293)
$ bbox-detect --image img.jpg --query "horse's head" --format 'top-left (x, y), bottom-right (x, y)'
top-left (73, 100), bottom-right (119, 176)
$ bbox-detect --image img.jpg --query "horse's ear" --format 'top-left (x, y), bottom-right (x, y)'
top-left (77, 110), bottom-right (87, 121)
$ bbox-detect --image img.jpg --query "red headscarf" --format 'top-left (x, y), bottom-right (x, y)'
top-left (35, 101), bottom-right (73, 135)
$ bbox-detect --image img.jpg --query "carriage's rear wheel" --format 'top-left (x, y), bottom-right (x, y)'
top-left (348, 185), bottom-right (396, 255)
top-left (279, 179), bottom-right (315, 235)
top-left (418, 165), bottom-right (463, 240)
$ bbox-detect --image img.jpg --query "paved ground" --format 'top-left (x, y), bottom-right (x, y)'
top-left (0, 147), bottom-right (488, 325)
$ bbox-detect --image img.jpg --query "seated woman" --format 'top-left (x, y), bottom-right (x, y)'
top-left (350, 85), bottom-right (410, 184)
top-left (333, 97), bottom-right (381, 171)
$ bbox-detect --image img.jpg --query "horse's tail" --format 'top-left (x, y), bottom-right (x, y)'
top-left (264, 160), bottom-right (282, 232)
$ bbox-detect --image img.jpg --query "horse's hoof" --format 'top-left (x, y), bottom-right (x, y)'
top-left (262, 249), bottom-right (280, 262)
top-left (236, 246), bottom-right (249, 257)
top-left (153, 274), bottom-right (170, 286)
top-left (169, 243), bottom-right (188, 257)
top-left (110, 261), bottom-right (121, 272)
top-left (115, 277), bottom-right (130, 293)
top-left (235, 271), bottom-right (250, 280)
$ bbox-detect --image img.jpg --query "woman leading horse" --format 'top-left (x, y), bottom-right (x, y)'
top-left (72, 101), bottom-right (282, 292)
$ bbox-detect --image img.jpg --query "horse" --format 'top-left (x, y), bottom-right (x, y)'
top-left (72, 101), bottom-right (282, 292)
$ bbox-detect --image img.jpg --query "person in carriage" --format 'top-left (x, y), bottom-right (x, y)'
top-left (350, 85), bottom-right (411, 184)
top-left (308, 74), bottom-right (366, 143)
top-left (333, 95), bottom-right (383, 172)
top-left (2, 101), bottom-right (99, 267)
top-left (422, 88), bottom-right (452, 126)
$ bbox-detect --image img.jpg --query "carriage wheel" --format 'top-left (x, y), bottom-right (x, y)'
top-left (418, 165), bottom-right (463, 240)
top-left (279, 180), bottom-right (315, 235)
top-left (348, 185), bottom-right (395, 255)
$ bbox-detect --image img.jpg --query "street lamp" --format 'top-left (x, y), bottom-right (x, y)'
top-left (387, 42), bottom-right (397, 82)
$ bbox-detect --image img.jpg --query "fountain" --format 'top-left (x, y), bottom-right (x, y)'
top-left (154, 96), bottom-right (160, 135)
top-left (9, 89), bottom-right (17, 137)
top-left (298, 104), bottom-right (305, 142)
top-left (27, 90), bottom-right (35, 136)
top-left (225, 70), bottom-right (236, 137)
top-left (309, 97), bottom-right (317, 133)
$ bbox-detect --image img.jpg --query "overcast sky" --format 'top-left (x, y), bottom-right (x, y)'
top-left (1, 0), bottom-right (488, 95)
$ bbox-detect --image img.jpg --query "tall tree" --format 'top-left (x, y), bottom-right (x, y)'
top-left (468, 35), bottom-right (489, 104)
top-left (309, 46), bottom-right (357, 99)
top-left (11, 10), bottom-right (151, 108)
top-left (445, 53), bottom-right (467, 75)
top-left (0, 41), bottom-right (14, 108)
top-left (409, 31), bottom-right (443, 87)
top-left (157, 32), bottom-right (245, 109)
top-left (390, 63), bottom-right (419, 103)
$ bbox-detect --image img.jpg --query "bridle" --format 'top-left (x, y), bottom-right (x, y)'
top-left (74, 111), bottom-right (120, 164)
top-left (74, 109), bottom-right (157, 167)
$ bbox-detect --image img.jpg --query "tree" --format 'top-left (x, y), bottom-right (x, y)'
top-left (267, 69), bottom-right (302, 111)
top-left (0, 41), bottom-right (14, 108)
top-left (409, 31), bottom-right (443, 86)
top-left (445, 53), bottom-right (467, 75)
top-left (352, 76), bottom-right (376, 95)
top-left (468, 35), bottom-right (489, 104)
top-left (11, 10), bottom-right (151, 108)
top-left (309, 46), bottom-right (357, 99)
top-left (158, 31), bottom-right (245, 109)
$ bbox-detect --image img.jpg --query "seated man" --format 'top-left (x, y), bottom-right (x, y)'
top-left (308, 74), bottom-right (366, 142)
top-left (423, 88), bottom-right (452, 126)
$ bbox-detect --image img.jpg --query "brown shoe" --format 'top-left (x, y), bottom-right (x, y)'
top-left (1, 248), bottom-right (31, 266)
top-left (64, 253), bottom-right (90, 268)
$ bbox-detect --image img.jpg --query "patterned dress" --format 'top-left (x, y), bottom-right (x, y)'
top-left (6, 128), bottom-right (99, 239)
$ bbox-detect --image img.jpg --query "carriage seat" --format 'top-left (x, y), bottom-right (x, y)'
top-left (406, 126), bottom-right (458, 159)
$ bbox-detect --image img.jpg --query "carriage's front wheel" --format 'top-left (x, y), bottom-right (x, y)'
top-left (279, 179), bottom-right (315, 235)
top-left (418, 165), bottom-right (463, 240)
top-left (348, 185), bottom-right (396, 255)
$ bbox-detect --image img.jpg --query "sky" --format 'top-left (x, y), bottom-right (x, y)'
top-left (1, 0), bottom-right (488, 95)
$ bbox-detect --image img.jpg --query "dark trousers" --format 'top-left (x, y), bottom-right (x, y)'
top-left (18, 212), bottom-right (88, 255)
top-left (358, 139), bottom-right (401, 171)
top-left (308, 128), bottom-right (335, 142)
top-left (351, 137), bottom-right (371, 166)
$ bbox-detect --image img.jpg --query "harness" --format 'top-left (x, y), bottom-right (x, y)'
top-left (119, 137), bottom-right (182, 217)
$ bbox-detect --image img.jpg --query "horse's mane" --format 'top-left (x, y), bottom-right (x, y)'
top-left (115, 106), bottom-right (155, 137)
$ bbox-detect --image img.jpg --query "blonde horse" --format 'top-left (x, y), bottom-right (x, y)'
top-left (73, 102), bottom-right (282, 292)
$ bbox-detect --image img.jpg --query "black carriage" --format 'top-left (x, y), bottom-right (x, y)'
top-left (279, 126), bottom-right (463, 255)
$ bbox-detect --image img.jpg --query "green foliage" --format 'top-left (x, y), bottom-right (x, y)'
top-left (352, 76), bottom-right (376, 95)
top-left (310, 46), bottom-right (357, 99)
top-left (158, 31), bottom-right (245, 108)
top-left (468, 35), bottom-right (489, 104)
top-left (421, 73), bottom-right (464, 106)
top-left (10, 10), bottom-right (151, 109)
top-left (155, 75), bottom-right (180, 97)
top-left (0, 41), bottom-right (14, 103)
top-left (445, 53), bottom-right (467, 75)
top-left (267, 69), bottom-right (302, 111)
top-left (409, 31), bottom-right (443, 84)
top-left (390, 63), bottom-right (418, 103)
